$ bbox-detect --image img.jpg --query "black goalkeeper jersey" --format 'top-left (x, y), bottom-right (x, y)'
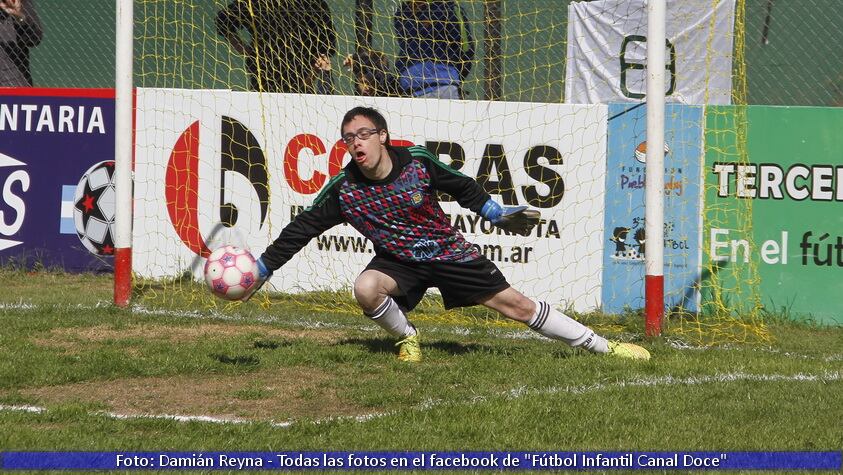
top-left (260, 145), bottom-right (491, 270)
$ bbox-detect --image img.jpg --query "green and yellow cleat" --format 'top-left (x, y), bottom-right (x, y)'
top-left (607, 341), bottom-right (651, 360)
top-left (396, 333), bottom-right (422, 362)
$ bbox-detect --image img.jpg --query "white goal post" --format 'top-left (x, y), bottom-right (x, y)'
top-left (114, 0), bottom-right (134, 307)
top-left (645, 0), bottom-right (666, 336)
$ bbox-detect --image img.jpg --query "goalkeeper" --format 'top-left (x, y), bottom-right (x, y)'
top-left (253, 106), bottom-right (649, 362)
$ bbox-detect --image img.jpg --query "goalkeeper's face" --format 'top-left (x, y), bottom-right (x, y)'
top-left (342, 115), bottom-right (389, 176)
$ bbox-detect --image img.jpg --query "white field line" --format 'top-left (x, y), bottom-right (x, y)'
top-left (1, 371), bottom-right (839, 430)
top-left (100, 411), bottom-right (294, 428)
top-left (0, 404), bottom-right (44, 413)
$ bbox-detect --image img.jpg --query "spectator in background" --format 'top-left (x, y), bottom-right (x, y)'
top-left (315, 50), bottom-right (403, 97)
top-left (345, 51), bottom-right (403, 97)
top-left (393, 0), bottom-right (474, 99)
top-left (0, 0), bottom-right (43, 87)
top-left (216, 0), bottom-right (336, 93)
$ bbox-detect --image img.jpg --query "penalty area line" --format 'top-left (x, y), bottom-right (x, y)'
top-left (1, 371), bottom-right (839, 430)
top-left (0, 404), bottom-right (294, 428)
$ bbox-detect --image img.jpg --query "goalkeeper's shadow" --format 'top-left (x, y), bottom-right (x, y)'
top-left (340, 337), bottom-right (484, 357)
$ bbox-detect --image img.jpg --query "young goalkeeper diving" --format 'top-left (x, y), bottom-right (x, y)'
top-left (249, 106), bottom-right (650, 362)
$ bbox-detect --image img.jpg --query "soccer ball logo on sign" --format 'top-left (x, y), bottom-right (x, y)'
top-left (73, 160), bottom-right (116, 255)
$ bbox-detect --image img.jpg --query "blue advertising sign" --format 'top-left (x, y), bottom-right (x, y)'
top-left (602, 103), bottom-right (703, 313)
top-left (0, 89), bottom-right (115, 272)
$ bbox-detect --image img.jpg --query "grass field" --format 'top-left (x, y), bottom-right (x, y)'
top-left (0, 270), bottom-right (840, 469)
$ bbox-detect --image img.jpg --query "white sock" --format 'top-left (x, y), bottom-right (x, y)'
top-left (365, 297), bottom-right (416, 338)
top-left (527, 301), bottom-right (609, 353)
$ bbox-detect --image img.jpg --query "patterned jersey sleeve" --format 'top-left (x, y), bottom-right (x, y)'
top-left (259, 173), bottom-right (345, 271)
top-left (409, 146), bottom-right (490, 214)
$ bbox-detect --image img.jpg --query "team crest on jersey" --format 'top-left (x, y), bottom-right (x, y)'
top-left (410, 191), bottom-right (424, 206)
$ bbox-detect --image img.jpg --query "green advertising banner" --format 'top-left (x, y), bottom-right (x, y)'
top-left (704, 106), bottom-right (843, 325)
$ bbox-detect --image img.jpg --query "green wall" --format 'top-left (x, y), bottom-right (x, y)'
top-left (704, 105), bottom-right (843, 324)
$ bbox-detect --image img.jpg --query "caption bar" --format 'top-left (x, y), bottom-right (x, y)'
top-left (1, 451), bottom-right (840, 471)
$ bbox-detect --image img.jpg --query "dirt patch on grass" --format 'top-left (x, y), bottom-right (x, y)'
top-left (21, 368), bottom-right (365, 422)
top-left (33, 324), bottom-right (344, 351)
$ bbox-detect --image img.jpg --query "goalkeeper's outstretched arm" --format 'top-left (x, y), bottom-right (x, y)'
top-left (479, 201), bottom-right (541, 236)
top-left (243, 181), bottom-right (344, 301)
top-left (416, 147), bottom-right (541, 236)
top-left (259, 200), bottom-right (342, 271)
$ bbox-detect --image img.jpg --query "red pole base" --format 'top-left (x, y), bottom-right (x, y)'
top-left (114, 247), bottom-right (132, 307)
top-left (645, 274), bottom-right (664, 337)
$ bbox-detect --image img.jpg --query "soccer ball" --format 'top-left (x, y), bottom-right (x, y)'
top-left (204, 245), bottom-right (259, 300)
top-left (73, 160), bottom-right (116, 255)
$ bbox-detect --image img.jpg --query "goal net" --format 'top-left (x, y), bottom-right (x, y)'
top-left (127, 0), bottom-right (774, 342)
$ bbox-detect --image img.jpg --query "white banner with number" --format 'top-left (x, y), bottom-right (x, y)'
top-left (565, 0), bottom-right (735, 105)
top-left (134, 89), bottom-right (607, 310)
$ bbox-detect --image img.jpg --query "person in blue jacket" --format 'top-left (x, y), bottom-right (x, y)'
top-left (393, 0), bottom-right (475, 99)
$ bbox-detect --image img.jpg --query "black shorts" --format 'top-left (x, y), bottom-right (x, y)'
top-left (363, 254), bottom-right (510, 311)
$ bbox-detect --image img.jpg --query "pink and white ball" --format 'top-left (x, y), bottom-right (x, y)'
top-left (204, 245), bottom-right (259, 300)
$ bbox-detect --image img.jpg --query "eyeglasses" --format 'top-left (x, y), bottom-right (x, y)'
top-left (341, 128), bottom-right (380, 144)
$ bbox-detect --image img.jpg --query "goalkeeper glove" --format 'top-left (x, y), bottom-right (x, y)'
top-left (480, 199), bottom-right (541, 236)
top-left (242, 257), bottom-right (272, 302)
